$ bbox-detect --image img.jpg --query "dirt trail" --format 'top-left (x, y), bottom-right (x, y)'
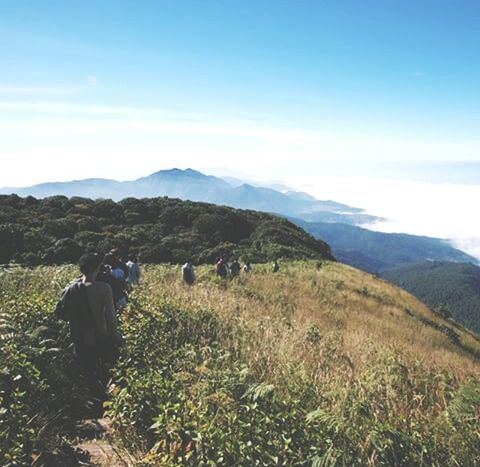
top-left (74, 418), bottom-right (133, 466)
top-left (77, 440), bottom-right (128, 466)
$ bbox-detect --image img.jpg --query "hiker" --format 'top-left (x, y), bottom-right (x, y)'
top-left (182, 261), bottom-right (196, 285)
top-left (126, 257), bottom-right (141, 285)
top-left (109, 248), bottom-right (129, 278)
top-left (55, 253), bottom-right (122, 403)
top-left (99, 253), bottom-right (128, 312)
top-left (215, 257), bottom-right (228, 278)
top-left (243, 262), bottom-right (252, 273)
top-left (272, 259), bottom-right (280, 273)
top-left (230, 259), bottom-right (241, 277)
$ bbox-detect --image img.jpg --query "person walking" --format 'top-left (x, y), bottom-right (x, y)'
top-left (126, 257), bottom-right (141, 285)
top-left (230, 259), bottom-right (241, 277)
top-left (182, 261), bottom-right (196, 285)
top-left (215, 257), bottom-right (228, 279)
top-left (100, 253), bottom-right (128, 313)
top-left (55, 253), bottom-right (122, 407)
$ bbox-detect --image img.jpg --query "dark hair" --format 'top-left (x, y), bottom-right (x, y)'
top-left (109, 248), bottom-right (121, 258)
top-left (103, 253), bottom-right (116, 267)
top-left (79, 253), bottom-right (102, 275)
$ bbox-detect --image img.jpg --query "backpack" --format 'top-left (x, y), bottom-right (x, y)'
top-left (183, 265), bottom-right (195, 285)
top-left (55, 282), bottom-right (95, 344)
top-left (231, 262), bottom-right (240, 276)
top-left (98, 271), bottom-right (126, 305)
top-left (216, 261), bottom-right (227, 277)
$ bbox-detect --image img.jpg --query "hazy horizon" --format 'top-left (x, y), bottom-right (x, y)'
top-left (1, 162), bottom-right (479, 261)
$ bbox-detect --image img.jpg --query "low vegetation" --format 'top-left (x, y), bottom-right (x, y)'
top-left (0, 195), bottom-right (333, 266)
top-left (1, 262), bottom-right (479, 465)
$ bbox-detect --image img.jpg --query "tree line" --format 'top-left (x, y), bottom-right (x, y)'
top-left (0, 194), bottom-right (333, 266)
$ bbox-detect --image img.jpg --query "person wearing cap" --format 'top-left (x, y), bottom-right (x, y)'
top-left (55, 253), bottom-right (122, 401)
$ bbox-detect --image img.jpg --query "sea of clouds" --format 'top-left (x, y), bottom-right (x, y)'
top-left (296, 175), bottom-right (480, 261)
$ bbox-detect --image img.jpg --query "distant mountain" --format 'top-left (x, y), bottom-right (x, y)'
top-left (291, 219), bottom-right (478, 273)
top-left (0, 168), bottom-right (379, 225)
top-left (382, 262), bottom-right (480, 333)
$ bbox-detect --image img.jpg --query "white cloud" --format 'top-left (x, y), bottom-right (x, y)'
top-left (2, 100), bottom-right (480, 158)
top-left (297, 176), bottom-right (480, 260)
top-left (0, 100), bottom-right (210, 120)
top-left (87, 75), bottom-right (97, 86)
top-left (0, 85), bottom-right (82, 95)
top-left (0, 78), bottom-right (100, 96)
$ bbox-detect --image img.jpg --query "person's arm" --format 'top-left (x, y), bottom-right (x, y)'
top-left (54, 286), bottom-right (71, 321)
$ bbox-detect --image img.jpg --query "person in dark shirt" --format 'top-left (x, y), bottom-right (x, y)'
top-left (55, 254), bottom-right (122, 403)
top-left (182, 261), bottom-right (196, 285)
top-left (230, 259), bottom-right (241, 277)
top-left (216, 257), bottom-right (228, 278)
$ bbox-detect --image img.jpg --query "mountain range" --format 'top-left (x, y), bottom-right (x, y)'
top-left (0, 168), bottom-right (377, 225)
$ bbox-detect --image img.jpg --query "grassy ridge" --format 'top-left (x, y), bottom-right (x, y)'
top-left (1, 262), bottom-right (479, 465)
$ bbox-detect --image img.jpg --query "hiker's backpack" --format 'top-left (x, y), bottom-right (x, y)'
top-left (55, 282), bottom-right (95, 344)
top-left (183, 265), bottom-right (195, 285)
top-left (216, 261), bottom-right (227, 277)
top-left (231, 262), bottom-right (240, 276)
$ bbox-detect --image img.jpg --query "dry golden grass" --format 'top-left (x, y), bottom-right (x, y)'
top-left (140, 260), bottom-right (480, 385)
top-left (3, 262), bottom-right (478, 465)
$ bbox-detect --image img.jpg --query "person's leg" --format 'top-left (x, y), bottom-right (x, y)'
top-left (75, 343), bottom-right (106, 405)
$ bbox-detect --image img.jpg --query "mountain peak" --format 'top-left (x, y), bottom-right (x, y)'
top-left (149, 168), bottom-right (206, 178)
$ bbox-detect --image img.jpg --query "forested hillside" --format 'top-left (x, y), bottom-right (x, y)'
top-left (0, 194), bottom-right (333, 265)
top-left (383, 261), bottom-right (480, 333)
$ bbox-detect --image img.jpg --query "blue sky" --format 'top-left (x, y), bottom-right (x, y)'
top-left (1, 0), bottom-right (480, 186)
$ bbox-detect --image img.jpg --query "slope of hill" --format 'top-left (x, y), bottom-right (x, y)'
top-left (1, 262), bottom-right (479, 465)
top-left (293, 219), bottom-right (477, 272)
top-left (0, 194), bottom-right (334, 265)
top-left (0, 168), bottom-right (380, 225)
top-left (383, 261), bottom-right (480, 333)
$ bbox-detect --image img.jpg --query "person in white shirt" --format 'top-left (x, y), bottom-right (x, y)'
top-left (126, 258), bottom-right (141, 285)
